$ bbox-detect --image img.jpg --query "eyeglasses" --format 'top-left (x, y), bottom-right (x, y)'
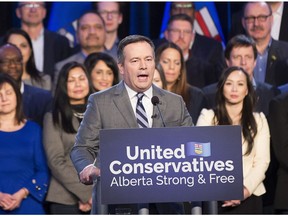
top-left (19, 3), bottom-right (45, 9)
top-left (98, 10), bottom-right (120, 18)
top-left (244, 14), bottom-right (272, 23)
top-left (168, 28), bottom-right (192, 37)
top-left (0, 59), bottom-right (22, 66)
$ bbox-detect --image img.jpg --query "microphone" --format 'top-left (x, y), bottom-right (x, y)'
top-left (151, 96), bottom-right (166, 127)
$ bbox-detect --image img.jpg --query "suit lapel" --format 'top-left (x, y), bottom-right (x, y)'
top-left (113, 81), bottom-right (138, 128)
top-left (43, 30), bottom-right (52, 75)
top-left (152, 86), bottom-right (167, 128)
top-left (266, 40), bottom-right (278, 83)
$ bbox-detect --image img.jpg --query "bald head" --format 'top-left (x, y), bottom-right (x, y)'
top-left (0, 44), bottom-right (23, 83)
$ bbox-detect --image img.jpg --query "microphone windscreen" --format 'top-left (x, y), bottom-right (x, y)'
top-left (151, 96), bottom-right (160, 105)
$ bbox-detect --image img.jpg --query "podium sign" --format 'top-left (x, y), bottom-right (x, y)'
top-left (100, 126), bottom-right (243, 204)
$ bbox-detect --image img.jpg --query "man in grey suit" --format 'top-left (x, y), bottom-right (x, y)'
top-left (70, 35), bottom-right (192, 214)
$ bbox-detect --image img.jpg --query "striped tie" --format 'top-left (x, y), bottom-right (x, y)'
top-left (136, 93), bottom-right (149, 128)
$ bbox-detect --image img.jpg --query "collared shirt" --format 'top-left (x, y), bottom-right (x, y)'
top-left (271, 2), bottom-right (284, 40)
top-left (254, 39), bottom-right (272, 83)
top-left (20, 81), bottom-right (24, 94)
top-left (31, 28), bottom-right (44, 72)
top-left (125, 83), bottom-right (153, 128)
top-left (251, 77), bottom-right (257, 89)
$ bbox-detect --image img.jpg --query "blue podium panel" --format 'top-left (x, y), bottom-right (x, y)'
top-left (100, 126), bottom-right (243, 204)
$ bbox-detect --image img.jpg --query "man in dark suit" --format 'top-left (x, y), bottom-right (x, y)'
top-left (242, 2), bottom-right (288, 88)
top-left (155, 13), bottom-right (225, 89)
top-left (269, 92), bottom-right (288, 214)
top-left (203, 34), bottom-right (280, 116)
top-left (15, 2), bottom-right (72, 81)
top-left (0, 43), bottom-right (52, 126)
top-left (70, 35), bottom-right (192, 214)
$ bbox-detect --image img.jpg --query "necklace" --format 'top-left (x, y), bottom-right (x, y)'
top-left (73, 111), bottom-right (84, 119)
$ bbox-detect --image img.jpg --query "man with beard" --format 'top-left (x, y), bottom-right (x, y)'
top-left (242, 2), bottom-right (288, 89)
top-left (53, 10), bottom-right (111, 91)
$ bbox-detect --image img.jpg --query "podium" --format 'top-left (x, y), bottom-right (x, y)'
top-left (98, 126), bottom-right (243, 214)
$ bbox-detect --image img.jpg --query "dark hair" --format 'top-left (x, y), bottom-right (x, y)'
top-left (155, 62), bottom-right (167, 89)
top-left (167, 13), bottom-right (194, 30)
top-left (225, 34), bottom-right (257, 60)
top-left (170, 2), bottom-right (195, 20)
top-left (3, 28), bottom-right (44, 84)
top-left (0, 73), bottom-right (25, 124)
top-left (155, 42), bottom-right (190, 105)
top-left (214, 66), bottom-right (257, 155)
top-left (77, 10), bottom-right (105, 29)
top-left (53, 62), bottom-right (93, 133)
top-left (117, 35), bottom-right (155, 64)
top-left (84, 52), bottom-right (119, 91)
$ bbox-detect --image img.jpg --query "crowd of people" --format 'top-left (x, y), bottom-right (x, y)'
top-left (0, 1), bottom-right (288, 215)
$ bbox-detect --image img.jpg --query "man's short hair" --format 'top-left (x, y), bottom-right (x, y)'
top-left (225, 34), bottom-right (258, 60)
top-left (170, 2), bottom-right (195, 18)
top-left (117, 35), bottom-right (155, 64)
top-left (167, 13), bottom-right (194, 30)
top-left (76, 10), bottom-right (105, 30)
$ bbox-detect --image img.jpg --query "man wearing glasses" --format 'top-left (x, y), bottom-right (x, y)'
top-left (242, 2), bottom-right (288, 89)
top-left (16, 2), bottom-right (72, 81)
top-left (93, 2), bottom-right (124, 60)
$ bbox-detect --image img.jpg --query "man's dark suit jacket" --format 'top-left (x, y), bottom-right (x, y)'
top-left (229, 2), bottom-right (288, 42)
top-left (268, 93), bottom-right (288, 210)
top-left (265, 39), bottom-right (288, 87)
top-left (43, 30), bottom-right (72, 81)
top-left (202, 81), bottom-right (280, 116)
top-left (22, 84), bottom-right (52, 126)
top-left (187, 33), bottom-right (225, 87)
top-left (186, 85), bottom-right (208, 124)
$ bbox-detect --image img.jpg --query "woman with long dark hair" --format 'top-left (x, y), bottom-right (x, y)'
top-left (156, 41), bottom-right (208, 124)
top-left (3, 28), bottom-right (51, 90)
top-left (84, 52), bottom-right (119, 92)
top-left (197, 66), bottom-right (270, 214)
top-left (43, 62), bottom-right (93, 214)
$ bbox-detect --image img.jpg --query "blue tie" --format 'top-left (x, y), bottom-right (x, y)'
top-left (136, 93), bottom-right (149, 128)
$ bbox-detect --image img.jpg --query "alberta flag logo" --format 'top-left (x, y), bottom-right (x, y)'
top-left (186, 142), bottom-right (211, 157)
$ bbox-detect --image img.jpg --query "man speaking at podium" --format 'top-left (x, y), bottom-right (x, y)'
top-left (71, 35), bottom-right (193, 214)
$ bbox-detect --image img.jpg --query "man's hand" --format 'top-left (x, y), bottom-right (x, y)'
top-left (79, 164), bottom-right (100, 185)
top-left (221, 200), bottom-right (241, 207)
